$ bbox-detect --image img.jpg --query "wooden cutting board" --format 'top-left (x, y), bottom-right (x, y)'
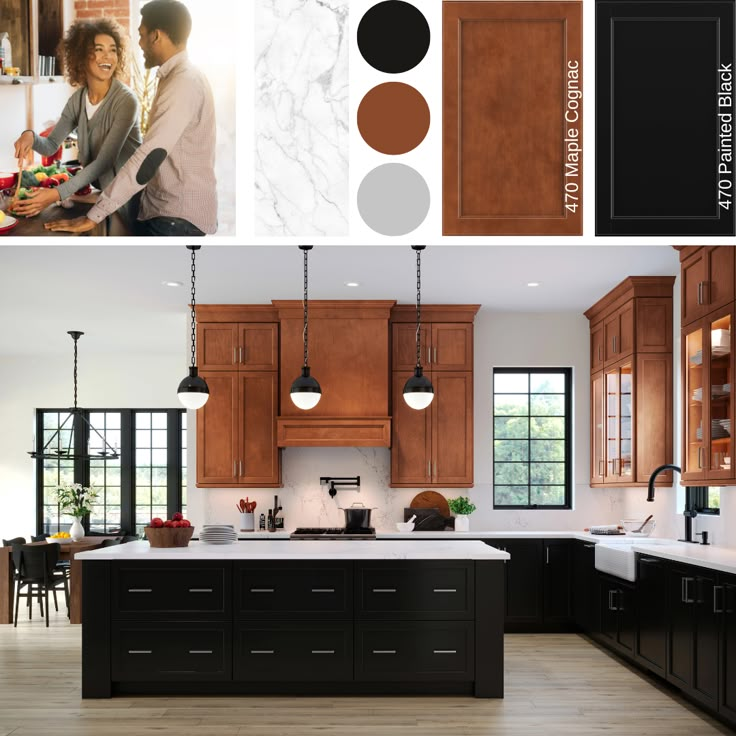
top-left (410, 491), bottom-right (450, 518)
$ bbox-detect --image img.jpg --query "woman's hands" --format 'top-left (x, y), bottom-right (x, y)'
top-left (13, 130), bottom-right (34, 166)
top-left (11, 187), bottom-right (60, 217)
top-left (44, 216), bottom-right (97, 233)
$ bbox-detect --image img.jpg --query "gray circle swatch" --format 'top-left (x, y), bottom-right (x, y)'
top-left (357, 164), bottom-right (430, 236)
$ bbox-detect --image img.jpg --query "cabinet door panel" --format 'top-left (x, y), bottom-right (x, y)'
top-left (706, 246), bottom-right (735, 313)
top-left (196, 372), bottom-right (238, 485)
top-left (392, 324), bottom-right (430, 372)
top-left (431, 324), bottom-right (473, 371)
top-left (721, 580), bottom-right (736, 722)
top-left (239, 372), bottom-right (279, 485)
top-left (692, 573), bottom-right (719, 709)
top-left (636, 556), bottom-right (668, 677)
top-left (390, 372), bottom-right (431, 486)
top-left (543, 540), bottom-right (571, 623)
top-left (591, 372), bottom-right (605, 484)
top-left (682, 251), bottom-right (707, 328)
top-left (443, 1), bottom-right (582, 235)
top-left (596, 1), bottom-right (735, 236)
top-left (572, 541), bottom-right (597, 632)
top-left (636, 298), bottom-right (673, 354)
top-left (501, 539), bottom-right (543, 624)
top-left (432, 372), bottom-right (473, 486)
top-left (591, 322), bottom-right (605, 373)
top-left (239, 324), bottom-right (278, 371)
top-left (599, 578), bottom-right (618, 644)
top-left (668, 568), bottom-right (694, 691)
top-left (635, 354), bottom-right (672, 483)
top-left (617, 584), bottom-right (636, 655)
top-left (198, 324), bottom-right (238, 371)
top-left (682, 323), bottom-right (707, 482)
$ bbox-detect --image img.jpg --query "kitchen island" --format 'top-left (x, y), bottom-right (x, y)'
top-left (76, 539), bottom-right (508, 699)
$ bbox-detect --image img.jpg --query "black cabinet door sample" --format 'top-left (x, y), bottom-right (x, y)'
top-left (596, 0), bottom-right (735, 235)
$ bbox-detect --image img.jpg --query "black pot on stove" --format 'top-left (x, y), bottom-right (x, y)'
top-left (339, 502), bottom-right (377, 531)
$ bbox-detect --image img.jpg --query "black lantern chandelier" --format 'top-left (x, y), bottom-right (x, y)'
top-left (29, 331), bottom-right (119, 460)
top-left (403, 245), bottom-right (434, 410)
top-left (290, 245), bottom-right (321, 410)
top-left (177, 245), bottom-right (210, 409)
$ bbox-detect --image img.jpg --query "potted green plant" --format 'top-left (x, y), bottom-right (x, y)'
top-left (448, 496), bottom-right (476, 532)
top-left (56, 483), bottom-right (99, 541)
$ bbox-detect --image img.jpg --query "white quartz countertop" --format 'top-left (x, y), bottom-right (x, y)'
top-left (75, 539), bottom-right (510, 561)
top-left (627, 542), bottom-right (736, 576)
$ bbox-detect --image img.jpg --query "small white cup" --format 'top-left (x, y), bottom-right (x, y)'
top-left (240, 512), bottom-right (255, 532)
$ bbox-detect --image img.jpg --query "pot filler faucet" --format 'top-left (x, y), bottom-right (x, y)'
top-left (320, 476), bottom-right (360, 498)
top-left (647, 464), bottom-right (705, 544)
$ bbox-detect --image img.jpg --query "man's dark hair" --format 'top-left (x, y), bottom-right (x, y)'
top-left (140, 0), bottom-right (192, 46)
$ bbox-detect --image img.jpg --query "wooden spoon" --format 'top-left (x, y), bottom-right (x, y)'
top-left (634, 514), bottom-right (654, 533)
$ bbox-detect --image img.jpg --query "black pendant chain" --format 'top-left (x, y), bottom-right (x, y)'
top-left (413, 245), bottom-right (425, 369)
top-left (300, 245), bottom-right (313, 367)
top-left (189, 245), bottom-right (198, 368)
top-left (73, 334), bottom-right (79, 409)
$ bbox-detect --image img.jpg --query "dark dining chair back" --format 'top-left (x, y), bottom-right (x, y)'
top-left (120, 535), bottom-right (139, 544)
top-left (11, 543), bottom-right (69, 627)
top-left (99, 538), bottom-right (121, 548)
top-left (2, 537), bottom-right (26, 547)
top-left (31, 534), bottom-right (49, 542)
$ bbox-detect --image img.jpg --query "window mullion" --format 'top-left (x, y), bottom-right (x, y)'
top-left (120, 411), bottom-right (135, 537)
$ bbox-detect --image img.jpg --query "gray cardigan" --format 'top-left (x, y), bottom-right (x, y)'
top-left (32, 79), bottom-right (142, 201)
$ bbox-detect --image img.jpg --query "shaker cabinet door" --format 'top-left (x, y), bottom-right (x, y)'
top-left (596, 0), bottom-right (735, 236)
top-left (443, 1), bottom-right (583, 235)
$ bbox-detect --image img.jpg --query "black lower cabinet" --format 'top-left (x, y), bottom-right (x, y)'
top-left (668, 565), bottom-right (693, 690)
top-left (636, 555), bottom-right (668, 677)
top-left (721, 576), bottom-right (736, 722)
top-left (572, 541), bottom-right (597, 632)
top-left (543, 540), bottom-right (572, 623)
top-left (598, 574), bottom-right (635, 656)
top-left (234, 622), bottom-right (352, 681)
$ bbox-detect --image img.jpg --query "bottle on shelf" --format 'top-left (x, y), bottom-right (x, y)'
top-left (267, 509), bottom-right (274, 532)
top-left (259, 513), bottom-right (266, 531)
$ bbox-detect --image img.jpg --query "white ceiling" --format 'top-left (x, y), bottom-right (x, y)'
top-left (0, 245), bottom-right (680, 356)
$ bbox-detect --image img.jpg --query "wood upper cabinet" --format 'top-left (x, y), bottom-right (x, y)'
top-left (198, 322), bottom-right (278, 372)
top-left (680, 247), bottom-right (736, 328)
top-left (596, 1), bottom-right (735, 236)
top-left (391, 372), bottom-right (432, 486)
top-left (392, 322), bottom-right (473, 372)
top-left (443, 1), bottom-right (583, 235)
top-left (585, 277), bottom-right (674, 487)
top-left (196, 371), bottom-right (280, 488)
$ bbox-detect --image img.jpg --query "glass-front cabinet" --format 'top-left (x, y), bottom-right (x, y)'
top-left (603, 360), bottom-right (634, 483)
top-left (591, 372), bottom-right (604, 483)
top-left (682, 307), bottom-right (734, 482)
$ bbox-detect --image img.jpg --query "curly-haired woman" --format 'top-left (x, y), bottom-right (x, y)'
top-left (12, 18), bottom-right (142, 225)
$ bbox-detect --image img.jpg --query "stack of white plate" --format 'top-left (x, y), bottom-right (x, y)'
top-left (200, 524), bottom-right (237, 544)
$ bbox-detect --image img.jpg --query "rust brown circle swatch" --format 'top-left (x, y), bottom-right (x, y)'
top-left (358, 82), bottom-right (430, 155)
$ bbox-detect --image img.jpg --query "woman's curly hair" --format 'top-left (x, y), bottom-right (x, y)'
top-left (59, 18), bottom-right (128, 87)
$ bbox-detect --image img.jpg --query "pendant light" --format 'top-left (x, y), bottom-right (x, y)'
top-left (177, 245), bottom-right (210, 410)
top-left (29, 331), bottom-right (119, 460)
top-left (290, 245), bottom-right (322, 410)
top-left (403, 245), bottom-right (434, 410)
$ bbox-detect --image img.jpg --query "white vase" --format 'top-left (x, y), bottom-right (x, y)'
top-left (454, 514), bottom-right (470, 532)
top-left (70, 517), bottom-right (85, 542)
top-left (239, 512), bottom-right (255, 532)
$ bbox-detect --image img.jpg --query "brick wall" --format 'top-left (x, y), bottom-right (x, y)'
top-left (73, 0), bottom-right (132, 34)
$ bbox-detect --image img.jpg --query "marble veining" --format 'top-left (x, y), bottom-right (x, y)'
top-left (255, 0), bottom-right (349, 236)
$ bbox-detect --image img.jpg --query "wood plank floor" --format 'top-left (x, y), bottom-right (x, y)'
top-left (0, 609), bottom-right (730, 736)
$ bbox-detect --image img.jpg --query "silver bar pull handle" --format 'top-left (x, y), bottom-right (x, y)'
top-left (250, 650), bottom-right (275, 655)
top-left (189, 588), bottom-right (213, 593)
top-left (127, 588), bottom-right (152, 593)
top-left (698, 281), bottom-right (703, 306)
top-left (311, 649), bottom-right (335, 655)
top-left (372, 650), bottom-right (396, 655)
top-left (639, 558), bottom-right (659, 564)
top-left (240, 460), bottom-right (243, 477)
top-left (714, 585), bottom-right (724, 614)
top-left (427, 346), bottom-right (431, 364)
top-left (612, 335), bottom-right (617, 354)
top-left (233, 346), bottom-right (237, 364)
top-left (233, 460), bottom-right (237, 477)
top-left (239, 346), bottom-right (243, 363)
top-left (433, 588), bottom-right (457, 593)
top-left (189, 650), bottom-right (213, 654)
top-left (372, 588), bottom-right (397, 593)
top-left (427, 460), bottom-right (431, 478)
top-left (311, 588), bottom-right (335, 593)
top-left (434, 346), bottom-right (437, 363)
top-left (584, 543), bottom-right (596, 548)
top-left (250, 588), bottom-right (275, 593)
top-left (683, 577), bottom-right (695, 604)
top-left (434, 460), bottom-right (437, 479)
top-left (433, 649), bottom-right (457, 655)
top-left (546, 547), bottom-right (550, 564)
top-left (128, 650), bottom-right (152, 654)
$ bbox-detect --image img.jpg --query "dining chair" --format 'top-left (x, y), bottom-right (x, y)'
top-left (2, 537), bottom-right (26, 547)
top-left (99, 539), bottom-right (121, 548)
top-left (12, 543), bottom-right (70, 627)
top-left (31, 534), bottom-right (49, 542)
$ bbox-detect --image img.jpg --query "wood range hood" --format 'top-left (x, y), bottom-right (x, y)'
top-left (274, 300), bottom-right (395, 447)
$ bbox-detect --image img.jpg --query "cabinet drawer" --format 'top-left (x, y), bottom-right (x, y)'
top-left (112, 623), bottom-right (231, 681)
top-left (357, 562), bottom-right (473, 619)
top-left (235, 563), bottom-right (352, 619)
top-left (234, 622), bottom-right (352, 681)
top-left (355, 621), bottom-right (474, 681)
top-left (112, 564), bottom-right (227, 619)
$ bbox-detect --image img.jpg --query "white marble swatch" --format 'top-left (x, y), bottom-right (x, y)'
top-left (255, 0), bottom-right (349, 236)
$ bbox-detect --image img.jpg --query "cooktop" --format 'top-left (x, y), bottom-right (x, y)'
top-left (290, 527), bottom-right (376, 540)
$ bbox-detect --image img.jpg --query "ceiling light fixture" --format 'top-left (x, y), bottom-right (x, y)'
top-left (527, 282), bottom-right (540, 287)
top-left (28, 331), bottom-right (119, 460)
top-left (177, 245), bottom-right (210, 410)
top-left (345, 281), bottom-right (360, 288)
top-left (290, 245), bottom-right (322, 410)
top-left (162, 280), bottom-right (183, 288)
top-left (403, 245), bottom-right (434, 410)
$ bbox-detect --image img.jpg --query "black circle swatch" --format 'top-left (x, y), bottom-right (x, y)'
top-left (357, 1), bottom-right (430, 74)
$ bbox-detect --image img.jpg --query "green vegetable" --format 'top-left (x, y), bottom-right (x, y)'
top-left (21, 170), bottom-right (39, 188)
top-left (447, 497), bottom-right (476, 516)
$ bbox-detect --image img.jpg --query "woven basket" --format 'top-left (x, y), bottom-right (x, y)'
top-left (144, 526), bottom-right (194, 548)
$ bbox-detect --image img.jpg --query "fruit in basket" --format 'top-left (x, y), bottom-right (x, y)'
top-left (172, 512), bottom-right (183, 521)
top-left (150, 517), bottom-right (164, 528)
top-left (148, 514), bottom-right (191, 529)
top-left (50, 531), bottom-right (71, 539)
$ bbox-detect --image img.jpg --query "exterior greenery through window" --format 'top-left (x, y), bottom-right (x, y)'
top-left (493, 368), bottom-right (572, 509)
top-left (36, 409), bottom-right (186, 537)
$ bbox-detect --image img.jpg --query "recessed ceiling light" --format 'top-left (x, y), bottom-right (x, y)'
top-left (162, 280), bottom-right (184, 288)
top-left (345, 281), bottom-right (360, 287)
top-left (527, 282), bottom-right (540, 287)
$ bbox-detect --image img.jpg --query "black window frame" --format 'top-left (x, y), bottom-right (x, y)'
top-left (35, 408), bottom-right (185, 536)
top-left (492, 367), bottom-right (573, 510)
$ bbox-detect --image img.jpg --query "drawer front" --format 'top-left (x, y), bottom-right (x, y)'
top-left (355, 621), bottom-right (474, 681)
top-left (112, 623), bottom-right (231, 681)
top-left (113, 564), bottom-right (227, 619)
top-left (235, 563), bottom-right (352, 619)
top-left (357, 562), bottom-right (473, 619)
top-left (234, 622), bottom-right (352, 681)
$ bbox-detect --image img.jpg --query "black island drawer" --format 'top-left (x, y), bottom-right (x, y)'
top-left (234, 622), bottom-right (353, 681)
top-left (355, 621), bottom-right (474, 681)
top-left (356, 562), bottom-right (473, 619)
top-left (112, 622), bottom-right (231, 681)
top-left (112, 563), bottom-right (227, 619)
top-left (235, 562), bottom-right (352, 619)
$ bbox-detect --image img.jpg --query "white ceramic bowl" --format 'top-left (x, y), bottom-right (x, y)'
top-left (396, 521), bottom-right (415, 532)
top-left (620, 519), bottom-right (656, 536)
top-left (46, 536), bottom-right (73, 544)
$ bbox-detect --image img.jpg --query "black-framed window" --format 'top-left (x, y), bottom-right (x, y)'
top-left (693, 486), bottom-right (721, 515)
top-left (36, 409), bottom-right (185, 537)
top-left (493, 368), bottom-right (572, 509)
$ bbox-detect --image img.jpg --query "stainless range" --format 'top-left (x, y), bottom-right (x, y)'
top-left (290, 527), bottom-right (376, 540)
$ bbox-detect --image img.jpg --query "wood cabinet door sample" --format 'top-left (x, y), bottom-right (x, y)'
top-left (596, 0), bottom-right (735, 236)
top-left (197, 372), bottom-right (239, 486)
top-left (239, 372), bottom-right (280, 486)
top-left (443, 1), bottom-right (583, 235)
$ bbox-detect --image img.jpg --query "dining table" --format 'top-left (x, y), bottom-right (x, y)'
top-left (0, 537), bottom-right (117, 624)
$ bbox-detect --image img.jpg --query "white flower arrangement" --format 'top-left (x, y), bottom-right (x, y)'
top-left (55, 483), bottom-right (99, 518)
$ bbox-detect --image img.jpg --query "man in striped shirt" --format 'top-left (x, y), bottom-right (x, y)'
top-left (47, 0), bottom-right (218, 236)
